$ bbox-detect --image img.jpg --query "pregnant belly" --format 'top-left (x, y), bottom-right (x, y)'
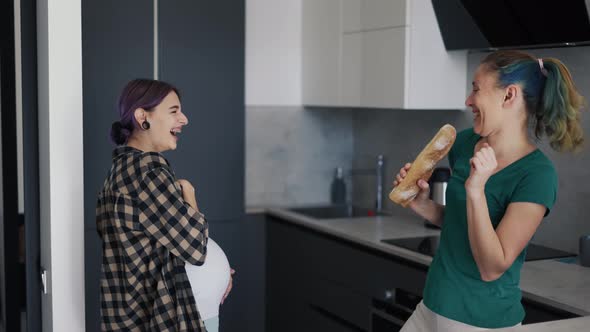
top-left (185, 238), bottom-right (230, 320)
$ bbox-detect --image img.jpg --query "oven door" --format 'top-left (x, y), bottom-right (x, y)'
top-left (369, 288), bottom-right (421, 332)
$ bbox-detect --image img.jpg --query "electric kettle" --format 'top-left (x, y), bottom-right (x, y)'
top-left (430, 167), bottom-right (451, 205)
top-left (424, 167), bottom-right (451, 229)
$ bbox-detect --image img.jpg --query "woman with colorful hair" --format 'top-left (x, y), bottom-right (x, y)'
top-left (394, 50), bottom-right (585, 331)
top-left (97, 79), bottom-right (233, 331)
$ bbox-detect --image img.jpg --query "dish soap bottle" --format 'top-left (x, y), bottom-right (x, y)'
top-left (330, 167), bottom-right (346, 205)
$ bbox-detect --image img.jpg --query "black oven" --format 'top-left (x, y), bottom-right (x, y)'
top-left (369, 288), bottom-right (422, 332)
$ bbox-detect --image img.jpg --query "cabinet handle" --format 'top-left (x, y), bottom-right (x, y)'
top-left (41, 269), bottom-right (48, 294)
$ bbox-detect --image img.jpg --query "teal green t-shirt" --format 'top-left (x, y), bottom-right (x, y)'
top-left (422, 128), bottom-right (558, 328)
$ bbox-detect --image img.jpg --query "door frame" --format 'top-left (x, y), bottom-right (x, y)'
top-left (1, 0), bottom-right (22, 330)
top-left (20, 0), bottom-right (42, 329)
top-left (0, 0), bottom-right (42, 331)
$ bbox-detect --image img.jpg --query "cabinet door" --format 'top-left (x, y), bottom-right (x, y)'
top-left (266, 219), bottom-right (310, 332)
top-left (343, 0), bottom-right (407, 32)
top-left (82, 1), bottom-right (154, 331)
top-left (267, 217), bottom-right (429, 331)
top-left (82, 0), bottom-right (154, 230)
top-left (203, 216), bottom-right (266, 332)
top-left (363, 0), bottom-right (407, 30)
top-left (302, 0), bottom-right (341, 106)
top-left (305, 277), bottom-right (372, 331)
top-left (362, 27), bottom-right (406, 109)
top-left (342, 0), bottom-right (362, 33)
top-left (159, 0), bottom-right (245, 220)
top-left (341, 32), bottom-right (363, 107)
top-left (306, 305), bottom-right (367, 332)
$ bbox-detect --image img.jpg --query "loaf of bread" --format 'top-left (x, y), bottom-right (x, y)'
top-left (389, 124), bottom-right (456, 207)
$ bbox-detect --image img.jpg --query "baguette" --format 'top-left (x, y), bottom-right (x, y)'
top-left (389, 124), bottom-right (456, 207)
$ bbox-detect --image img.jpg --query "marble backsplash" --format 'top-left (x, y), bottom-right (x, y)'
top-left (245, 105), bottom-right (354, 207)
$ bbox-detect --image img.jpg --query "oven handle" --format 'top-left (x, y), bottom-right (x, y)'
top-left (370, 306), bottom-right (406, 328)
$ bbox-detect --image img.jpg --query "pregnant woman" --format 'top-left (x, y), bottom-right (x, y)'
top-left (97, 79), bottom-right (233, 331)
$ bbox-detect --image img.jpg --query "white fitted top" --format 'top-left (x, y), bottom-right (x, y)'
top-left (185, 238), bottom-right (230, 320)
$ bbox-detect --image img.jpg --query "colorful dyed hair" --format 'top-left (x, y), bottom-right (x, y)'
top-left (481, 50), bottom-right (585, 152)
top-left (110, 79), bottom-right (180, 145)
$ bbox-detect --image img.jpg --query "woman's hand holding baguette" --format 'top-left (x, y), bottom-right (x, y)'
top-left (393, 163), bottom-right (431, 212)
top-left (393, 163), bottom-right (444, 226)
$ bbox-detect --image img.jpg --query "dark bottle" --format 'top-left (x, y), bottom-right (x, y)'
top-left (330, 167), bottom-right (346, 205)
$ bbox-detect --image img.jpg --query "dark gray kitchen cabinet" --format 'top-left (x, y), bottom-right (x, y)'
top-left (82, 1), bottom-right (246, 331)
top-left (266, 216), bottom-right (427, 332)
top-left (82, 2), bottom-right (154, 331)
top-left (82, 0), bottom-right (154, 232)
top-left (159, 0), bottom-right (245, 222)
top-left (157, 4), bottom-right (249, 329)
top-left (266, 216), bottom-right (581, 331)
top-left (209, 214), bottom-right (266, 332)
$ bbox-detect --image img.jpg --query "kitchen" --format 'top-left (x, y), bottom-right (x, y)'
top-left (248, 0), bottom-right (590, 331)
top-left (1, 0), bottom-right (589, 331)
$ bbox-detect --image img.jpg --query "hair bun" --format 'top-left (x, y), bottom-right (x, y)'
top-left (110, 121), bottom-right (130, 145)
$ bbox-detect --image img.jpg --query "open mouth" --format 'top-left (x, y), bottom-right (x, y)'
top-left (472, 109), bottom-right (480, 118)
top-left (170, 128), bottom-right (181, 137)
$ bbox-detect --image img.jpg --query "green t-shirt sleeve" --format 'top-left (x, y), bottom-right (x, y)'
top-left (510, 165), bottom-right (557, 217)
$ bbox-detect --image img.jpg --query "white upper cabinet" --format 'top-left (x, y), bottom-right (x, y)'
top-left (341, 33), bottom-right (363, 107)
top-left (362, 27), bottom-right (407, 109)
top-left (302, 0), bottom-right (467, 110)
top-left (341, 0), bottom-right (362, 32)
top-left (342, 0), bottom-right (406, 32)
top-left (362, 0), bottom-right (406, 31)
top-left (302, 0), bottom-right (341, 107)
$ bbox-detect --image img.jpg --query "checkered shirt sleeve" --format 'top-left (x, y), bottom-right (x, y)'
top-left (138, 166), bottom-right (209, 265)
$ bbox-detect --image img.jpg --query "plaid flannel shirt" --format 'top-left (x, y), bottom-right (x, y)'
top-left (96, 146), bottom-right (208, 331)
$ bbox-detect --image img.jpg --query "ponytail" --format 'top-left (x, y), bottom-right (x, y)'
top-left (537, 58), bottom-right (585, 152)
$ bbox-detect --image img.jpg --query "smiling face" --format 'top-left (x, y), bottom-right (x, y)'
top-left (465, 65), bottom-right (509, 137)
top-left (143, 91), bottom-right (188, 152)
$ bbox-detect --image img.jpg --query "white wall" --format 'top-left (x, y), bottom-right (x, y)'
top-left (246, 0), bottom-right (302, 106)
top-left (37, 0), bottom-right (85, 330)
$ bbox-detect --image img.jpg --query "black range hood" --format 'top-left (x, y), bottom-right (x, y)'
top-left (432, 0), bottom-right (590, 50)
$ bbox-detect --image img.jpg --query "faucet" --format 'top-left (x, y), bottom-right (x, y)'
top-left (350, 154), bottom-right (385, 213)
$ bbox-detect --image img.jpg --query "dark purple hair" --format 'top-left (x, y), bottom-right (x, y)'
top-left (110, 79), bottom-right (180, 145)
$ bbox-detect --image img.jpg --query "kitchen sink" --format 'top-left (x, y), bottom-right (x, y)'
top-left (287, 205), bottom-right (387, 219)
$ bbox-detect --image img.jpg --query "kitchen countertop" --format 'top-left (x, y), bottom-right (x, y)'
top-left (264, 206), bottom-right (590, 331)
top-left (494, 316), bottom-right (590, 331)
